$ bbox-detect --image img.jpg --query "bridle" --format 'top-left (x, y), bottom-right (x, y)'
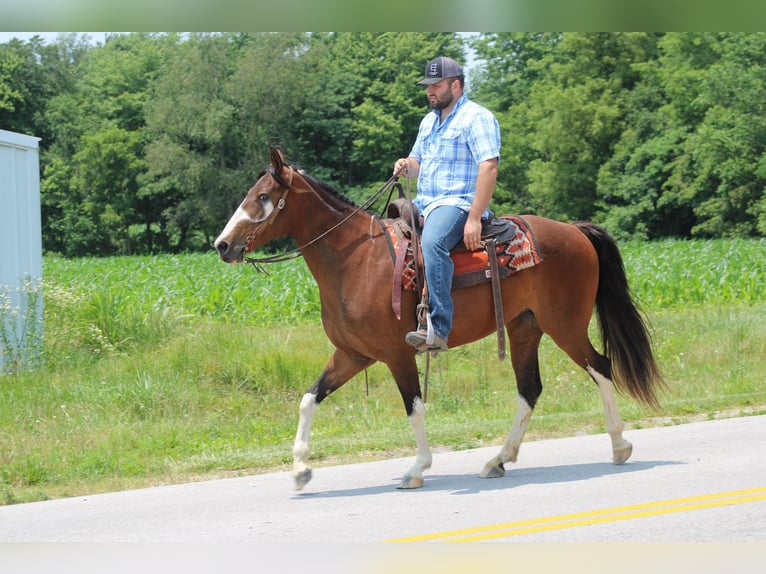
top-left (243, 165), bottom-right (403, 272)
top-left (242, 164), bottom-right (430, 398)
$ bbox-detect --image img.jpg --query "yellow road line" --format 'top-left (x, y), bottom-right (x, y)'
top-left (387, 486), bottom-right (766, 543)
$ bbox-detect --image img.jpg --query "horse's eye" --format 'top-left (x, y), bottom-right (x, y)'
top-left (258, 193), bottom-right (270, 202)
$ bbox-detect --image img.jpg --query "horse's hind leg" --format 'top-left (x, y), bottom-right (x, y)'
top-left (292, 348), bottom-right (372, 490)
top-left (481, 311), bottom-right (543, 479)
top-left (585, 357), bottom-right (632, 464)
top-left (553, 333), bottom-right (633, 465)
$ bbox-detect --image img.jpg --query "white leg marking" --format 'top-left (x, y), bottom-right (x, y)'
top-left (292, 393), bottom-right (317, 489)
top-left (481, 395), bottom-right (532, 478)
top-left (501, 394), bottom-right (533, 463)
top-left (399, 397), bottom-right (432, 489)
top-left (587, 365), bottom-right (633, 464)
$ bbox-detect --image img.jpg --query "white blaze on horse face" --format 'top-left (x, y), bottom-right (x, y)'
top-left (215, 199), bottom-right (274, 246)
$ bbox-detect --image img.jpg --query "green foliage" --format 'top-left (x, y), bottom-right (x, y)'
top-left (590, 33), bottom-right (766, 238)
top-left (4, 32), bottom-right (766, 257)
top-left (0, 278), bottom-right (44, 374)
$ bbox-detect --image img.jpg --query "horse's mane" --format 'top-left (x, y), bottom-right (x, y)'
top-left (294, 167), bottom-right (362, 212)
top-left (262, 162), bottom-right (365, 214)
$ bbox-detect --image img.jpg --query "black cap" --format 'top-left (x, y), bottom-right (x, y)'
top-left (416, 56), bottom-right (464, 85)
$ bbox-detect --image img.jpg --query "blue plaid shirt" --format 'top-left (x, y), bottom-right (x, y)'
top-left (409, 93), bottom-right (501, 220)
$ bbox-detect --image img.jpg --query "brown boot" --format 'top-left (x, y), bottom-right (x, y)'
top-left (405, 329), bottom-right (448, 353)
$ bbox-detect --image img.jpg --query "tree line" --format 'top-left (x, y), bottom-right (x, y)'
top-left (2, 32), bottom-right (765, 256)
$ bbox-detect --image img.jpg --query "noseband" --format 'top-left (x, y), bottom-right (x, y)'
top-left (244, 167), bottom-right (401, 271)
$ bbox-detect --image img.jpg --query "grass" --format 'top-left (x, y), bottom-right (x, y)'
top-left (1, 238), bottom-right (765, 505)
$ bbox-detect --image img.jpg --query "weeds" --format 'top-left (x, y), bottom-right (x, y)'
top-left (0, 277), bottom-right (44, 374)
top-left (0, 239), bottom-right (764, 504)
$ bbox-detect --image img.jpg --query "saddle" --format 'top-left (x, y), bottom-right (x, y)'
top-left (383, 198), bottom-right (543, 360)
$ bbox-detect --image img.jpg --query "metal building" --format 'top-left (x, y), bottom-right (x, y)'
top-left (0, 129), bottom-right (43, 372)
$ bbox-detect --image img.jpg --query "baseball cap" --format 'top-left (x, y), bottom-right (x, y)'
top-left (416, 56), bottom-right (464, 85)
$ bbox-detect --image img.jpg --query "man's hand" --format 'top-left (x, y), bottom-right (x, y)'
top-left (393, 157), bottom-right (419, 178)
top-left (464, 216), bottom-right (483, 251)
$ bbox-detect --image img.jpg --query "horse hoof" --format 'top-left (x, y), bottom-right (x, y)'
top-left (397, 475), bottom-right (424, 489)
top-left (480, 462), bottom-right (505, 479)
top-left (612, 440), bottom-right (633, 465)
top-left (293, 469), bottom-right (313, 490)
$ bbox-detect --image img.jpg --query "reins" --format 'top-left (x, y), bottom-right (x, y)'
top-left (244, 167), bottom-right (402, 272)
top-left (243, 164), bottom-right (436, 402)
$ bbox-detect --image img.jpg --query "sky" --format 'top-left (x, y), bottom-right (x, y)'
top-left (1, 31), bottom-right (480, 85)
top-left (0, 31), bottom-right (106, 44)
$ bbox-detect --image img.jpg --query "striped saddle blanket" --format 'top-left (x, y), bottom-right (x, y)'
top-left (382, 215), bottom-right (543, 319)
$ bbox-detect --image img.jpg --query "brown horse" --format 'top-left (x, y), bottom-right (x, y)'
top-left (215, 147), bottom-right (664, 490)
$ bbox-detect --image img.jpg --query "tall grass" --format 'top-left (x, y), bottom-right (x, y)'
top-left (0, 277), bottom-right (44, 373)
top-left (624, 237), bottom-right (766, 308)
top-left (1, 238), bottom-right (764, 504)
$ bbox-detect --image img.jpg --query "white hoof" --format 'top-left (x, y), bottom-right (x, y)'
top-left (397, 475), bottom-right (424, 489)
top-left (612, 440), bottom-right (633, 464)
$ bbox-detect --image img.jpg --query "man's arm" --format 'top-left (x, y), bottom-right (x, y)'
top-left (464, 157), bottom-right (499, 251)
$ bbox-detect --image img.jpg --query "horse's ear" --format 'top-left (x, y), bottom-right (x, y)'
top-left (269, 146), bottom-right (284, 171)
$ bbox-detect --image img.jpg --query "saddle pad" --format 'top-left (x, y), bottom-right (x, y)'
top-left (383, 215), bottom-right (543, 293)
top-left (453, 215), bottom-right (543, 278)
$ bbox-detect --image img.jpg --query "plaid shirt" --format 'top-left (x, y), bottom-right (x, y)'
top-left (409, 93), bottom-right (501, 220)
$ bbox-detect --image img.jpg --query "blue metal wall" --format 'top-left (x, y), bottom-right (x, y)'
top-left (0, 129), bottom-right (43, 371)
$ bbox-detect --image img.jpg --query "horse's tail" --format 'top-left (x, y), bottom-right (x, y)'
top-left (574, 222), bottom-right (665, 409)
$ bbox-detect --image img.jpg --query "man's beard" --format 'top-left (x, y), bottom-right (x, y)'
top-left (430, 91), bottom-right (454, 110)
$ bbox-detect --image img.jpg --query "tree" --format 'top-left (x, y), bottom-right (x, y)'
top-left (42, 33), bottom-right (173, 255)
top-left (16, 31), bottom-right (766, 257)
top-left (470, 32), bottom-right (562, 111)
top-left (0, 34), bottom-right (89, 141)
top-left (679, 33), bottom-right (766, 237)
top-left (524, 33), bottom-right (659, 221)
top-left (292, 32), bottom-right (463, 192)
top-left (597, 33), bottom-right (766, 238)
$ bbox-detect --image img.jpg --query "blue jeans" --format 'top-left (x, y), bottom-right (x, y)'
top-left (420, 206), bottom-right (468, 342)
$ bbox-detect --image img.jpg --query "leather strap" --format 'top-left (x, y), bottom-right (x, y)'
top-left (485, 238), bottom-right (506, 361)
top-left (391, 235), bottom-right (410, 320)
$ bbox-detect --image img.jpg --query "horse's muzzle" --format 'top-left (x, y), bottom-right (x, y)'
top-left (214, 239), bottom-right (245, 263)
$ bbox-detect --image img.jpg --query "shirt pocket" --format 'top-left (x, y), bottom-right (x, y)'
top-left (436, 126), bottom-right (463, 163)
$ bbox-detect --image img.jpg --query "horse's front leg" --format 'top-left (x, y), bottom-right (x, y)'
top-left (292, 349), bottom-right (371, 491)
top-left (399, 396), bottom-right (432, 489)
top-left (390, 359), bottom-right (432, 489)
top-left (292, 392), bottom-right (318, 490)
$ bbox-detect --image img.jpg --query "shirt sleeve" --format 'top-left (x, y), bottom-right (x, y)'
top-left (466, 107), bottom-right (501, 165)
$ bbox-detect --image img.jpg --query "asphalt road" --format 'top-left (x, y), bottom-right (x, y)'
top-left (2, 415), bottom-right (765, 572)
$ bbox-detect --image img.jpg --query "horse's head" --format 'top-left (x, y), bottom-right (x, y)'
top-left (214, 146), bottom-right (294, 263)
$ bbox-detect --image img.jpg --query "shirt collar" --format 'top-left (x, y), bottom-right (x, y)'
top-left (431, 93), bottom-right (468, 122)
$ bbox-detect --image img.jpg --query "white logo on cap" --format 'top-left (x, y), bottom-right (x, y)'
top-left (429, 62), bottom-right (439, 76)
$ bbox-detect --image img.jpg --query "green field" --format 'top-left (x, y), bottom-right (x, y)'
top-left (1, 238), bottom-right (765, 504)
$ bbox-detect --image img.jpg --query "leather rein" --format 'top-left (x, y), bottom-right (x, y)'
top-left (244, 166), bottom-right (403, 272)
top-left (242, 164), bottom-right (439, 401)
